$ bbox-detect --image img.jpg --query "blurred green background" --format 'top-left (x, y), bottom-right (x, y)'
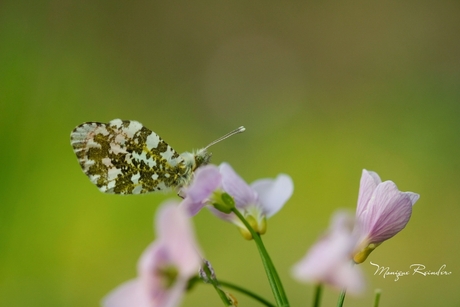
top-left (1, 1), bottom-right (459, 306)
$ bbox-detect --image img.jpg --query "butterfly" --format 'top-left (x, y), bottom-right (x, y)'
top-left (70, 119), bottom-right (245, 194)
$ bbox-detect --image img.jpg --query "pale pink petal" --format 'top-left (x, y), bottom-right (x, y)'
top-left (207, 206), bottom-right (238, 223)
top-left (407, 192), bottom-right (420, 205)
top-left (136, 237), bottom-right (183, 306)
top-left (102, 279), bottom-right (149, 307)
top-left (137, 241), bottom-right (162, 276)
top-left (181, 165), bottom-right (221, 216)
top-left (156, 203), bottom-right (202, 276)
top-left (158, 279), bottom-right (188, 307)
top-left (251, 174), bottom-right (293, 217)
top-left (356, 169), bottom-right (381, 216)
top-left (331, 264), bottom-right (365, 295)
top-left (104, 201), bottom-right (201, 307)
top-left (292, 211), bottom-right (364, 295)
top-left (220, 163), bottom-right (257, 208)
top-left (180, 197), bottom-right (201, 216)
top-left (292, 231), bottom-right (350, 282)
top-left (187, 165), bottom-right (221, 201)
top-left (361, 181), bottom-right (416, 243)
top-left (293, 212), bottom-right (353, 279)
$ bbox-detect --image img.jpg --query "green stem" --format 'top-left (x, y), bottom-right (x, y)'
top-left (219, 280), bottom-right (276, 307)
top-left (257, 234), bottom-right (287, 304)
top-left (231, 208), bottom-right (289, 307)
top-left (336, 289), bottom-right (346, 307)
top-left (373, 289), bottom-right (381, 307)
top-left (312, 284), bottom-right (322, 307)
top-left (200, 262), bottom-right (233, 306)
top-left (336, 260), bottom-right (356, 307)
top-left (212, 283), bottom-right (234, 306)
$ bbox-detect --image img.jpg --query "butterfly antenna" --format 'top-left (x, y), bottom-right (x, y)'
top-left (204, 126), bottom-right (246, 150)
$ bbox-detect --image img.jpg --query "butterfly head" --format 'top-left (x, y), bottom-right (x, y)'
top-left (180, 126), bottom-right (245, 173)
top-left (179, 149), bottom-right (212, 172)
top-left (195, 149), bottom-right (212, 170)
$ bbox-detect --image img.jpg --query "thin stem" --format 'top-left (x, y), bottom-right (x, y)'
top-left (212, 284), bottom-right (234, 306)
top-left (312, 284), bottom-right (323, 307)
top-left (336, 260), bottom-right (357, 307)
top-left (336, 289), bottom-right (346, 307)
top-left (219, 280), bottom-right (276, 307)
top-left (231, 208), bottom-right (289, 307)
top-left (257, 234), bottom-right (287, 304)
top-left (373, 289), bottom-right (381, 307)
top-left (200, 262), bottom-right (233, 306)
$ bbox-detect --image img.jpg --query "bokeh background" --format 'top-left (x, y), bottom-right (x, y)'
top-left (1, 1), bottom-right (459, 306)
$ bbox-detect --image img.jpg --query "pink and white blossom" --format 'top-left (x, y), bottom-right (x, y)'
top-left (353, 169), bottom-right (420, 263)
top-left (181, 162), bottom-right (293, 238)
top-left (102, 200), bottom-right (202, 307)
top-left (216, 163), bottom-right (293, 237)
top-left (180, 165), bottom-right (222, 216)
top-left (292, 211), bottom-right (365, 295)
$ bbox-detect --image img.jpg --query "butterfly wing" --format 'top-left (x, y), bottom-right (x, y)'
top-left (70, 119), bottom-right (187, 194)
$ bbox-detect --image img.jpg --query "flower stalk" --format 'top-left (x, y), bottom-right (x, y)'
top-left (312, 284), bottom-right (323, 307)
top-left (200, 260), bottom-right (234, 306)
top-left (336, 289), bottom-right (347, 307)
top-left (373, 289), bottom-right (382, 307)
top-left (219, 280), bottom-right (276, 307)
top-left (231, 207), bottom-right (289, 307)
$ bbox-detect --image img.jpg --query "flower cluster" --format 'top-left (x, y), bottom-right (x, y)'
top-left (102, 201), bottom-right (202, 307)
top-left (181, 163), bottom-right (293, 239)
top-left (102, 165), bottom-right (419, 307)
top-left (292, 169), bottom-right (419, 294)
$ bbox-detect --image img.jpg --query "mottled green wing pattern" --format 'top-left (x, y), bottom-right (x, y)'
top-left (70, 119), bottom-right (190, 194)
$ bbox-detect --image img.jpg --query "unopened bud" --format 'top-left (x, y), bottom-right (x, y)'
top-left (199, 259), bottom-right (217, 283)
top-left (211, 192), bottom-right (235, 214)
top-left (225, 291), bottom-right (239, 307)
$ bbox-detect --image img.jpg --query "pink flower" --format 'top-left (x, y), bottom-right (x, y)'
top-left (353, 169), bottom-right (420, 263)
top-left (102, 200), bottom-right (202, 307)
top-left (216, 163), bottom-right (293, 238)
top-left (181, 163), bottom-right (293, 238)
top-left (180, 165), bottom-right (222, 216)
top-left (292, 211), bottom-right (365, 295)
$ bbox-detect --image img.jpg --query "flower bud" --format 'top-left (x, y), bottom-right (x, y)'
top-left (211, 192), bottom-right (235, 214)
